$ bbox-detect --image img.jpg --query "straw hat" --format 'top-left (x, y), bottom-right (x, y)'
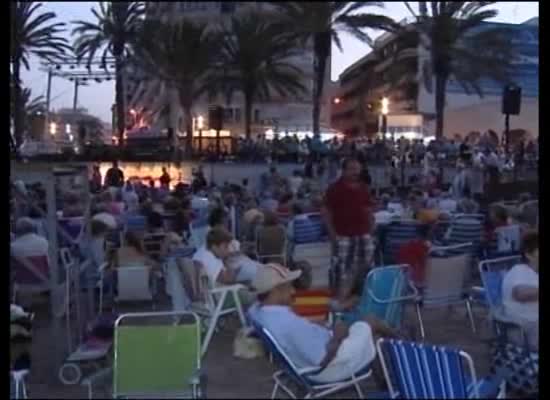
top-left (92, 212), bottom-right (117, 229)
top-left (252, 264), bottom-right (301, 294)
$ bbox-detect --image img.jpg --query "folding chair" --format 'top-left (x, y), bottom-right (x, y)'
top-left (189, 216), bottom-right (209, 249)
top-left (383, 221), bottom-right (421, 265)
top-left (291, 214), bottom-right (331, 274)
top-left (11, 253), bottom-right (51, 304)
top-left (377, 339), bottom-right (506, 398)
top-left (256, 225), bottom-right (287, 265)
top-left (123, 215), bottom-right (147, 236)
top-left (10, 369), bottom-right (29, 399)
top-left (115, 265), bottom-right (155, 308)
top-left (253, 322), bottom-right (373, 399)
top-left (170, 258), bottom-right (247, 356)
top-left (415, 243), bottom-right (476, 339)
top-left (113, 311), bottom-right (204, 398)
top-left (337, 265), bottom-right (418, 330)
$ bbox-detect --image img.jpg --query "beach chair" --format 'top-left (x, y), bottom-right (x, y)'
top-left (253, 322), bottom-right (373, 399)
top-left (169, 258), bottom-right (247, 356)
top-left (189, 215), bottom-right (209, 249)
top-left (10, 369), bottom-right (29, 399)
top-left (376, 339), bottom-right (506, 398)
top-left (291, 214), bottom-right (331, 273)
top-left (115, 265), bottom-right (155, 307)
top-left (256, 225), bottom-right (287, 265)
top-left (123, 215), bottom-right (147, 235)
top-left (113, 311), bottom-right (204, 398)
top-left (337, 265), bottom-right (418, 330)
top-left (480, 255), bottom-right (539, 400)
top-left (414, 243), bottom-right (476, 339)
top-left (383, 221), bottom-right (421, 265)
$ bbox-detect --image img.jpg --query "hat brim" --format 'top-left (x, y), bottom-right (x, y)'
top-left (255, 269), bottom-right (302, 295)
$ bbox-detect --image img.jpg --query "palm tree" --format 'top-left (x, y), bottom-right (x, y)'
top-left (270, 2), bottom-right (398, 136)
top-left (72, 1), bottom-right (145, 146)
top-left (10, 2), bottom-right (70, 149)
top-left (131, 18), bottom-right (222, 155)
top-left (400, 1), bottom-right (516, 138)
top-left (214, 12), bottom-right (307, 138)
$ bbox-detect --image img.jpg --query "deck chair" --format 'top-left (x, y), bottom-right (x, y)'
top-left (113, 311), bottom-right (204, 399)
top-left (253, 322), bottom-right (373, 399)
top-left (383, 221), bottom-right (421, 265)
top-left (377, 339), bottom-right (506, 399)
top-left (115, 265), bottom-right (155, 307)
top-left (256, 225), bottom-right (287, 265)
top-left (415, 243), bottom-right (476, 339)
top-left (479, 255), bottom-right (539, 399)
top-left (11, 254), bottom-right (51, 297)
top-left (291, 214), bottom-right (331, 273)
top-left (143, 232), bottom-right (167, 261)
top-left (173, 258), bottom-right (247, 356)
top-left (124, 215), bottom-right (147, 235)
top-left (338, 265), bottom-right (418, 330)
top-left (189, 216), bottom-right (209, 249)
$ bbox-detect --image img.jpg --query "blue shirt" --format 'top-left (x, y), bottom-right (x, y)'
top-left (249, 304), bottom-right (331, 368)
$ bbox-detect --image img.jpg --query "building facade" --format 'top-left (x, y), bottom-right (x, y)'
top-left (125, 1), bottom-right (334, 144)
top-left (331, 18), bottom-right (539, 140)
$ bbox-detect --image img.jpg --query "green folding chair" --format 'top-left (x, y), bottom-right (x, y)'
top-left (113, 311), bottom-right (204, 399)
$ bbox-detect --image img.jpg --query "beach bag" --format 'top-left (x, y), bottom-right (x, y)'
top-left (233, 327), bottom-right (265, 359)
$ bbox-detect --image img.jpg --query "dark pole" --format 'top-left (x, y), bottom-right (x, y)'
top-left (216, 128), bottom-right (221, 158)
top-left (504, 113), bottom-right (510, 155)
top-left (73, 79), bottom-right (79, 111)
top-left (199, 128), bottom-right (203, 155)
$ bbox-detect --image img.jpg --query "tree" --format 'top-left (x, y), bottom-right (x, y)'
top-left (131, 18), bottom-right (222, 155)
top-left (214, 12), bottom-right (307, 138)
top-left (270, 2), bottom-right (397, 136)
top-left (401, 1), bottom-right (516, 138)
top-left (72, 2), bottom-right (145, 146)
top-left (10, 2), bottom-right (70, 148)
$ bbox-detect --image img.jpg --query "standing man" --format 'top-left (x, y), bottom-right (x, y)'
top-left (323, 158), bottom-right (375, 292)
top-left (104, 161), bottom-right (124, 188)
top-left (159, 167), bottom-right (171, 188)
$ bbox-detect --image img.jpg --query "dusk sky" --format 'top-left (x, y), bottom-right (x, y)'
top-left (21, 2), bottom-right (538, 124)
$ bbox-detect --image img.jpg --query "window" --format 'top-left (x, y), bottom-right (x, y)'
top-left (254, 109), bottom-right (260, 123)
top-left (234, 108), bottom-right (242, 123)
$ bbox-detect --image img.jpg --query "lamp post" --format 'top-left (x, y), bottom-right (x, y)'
top-left (197, 115), bottom-right (204, 154)
top-left (381, 97), bottom-right (389, 140)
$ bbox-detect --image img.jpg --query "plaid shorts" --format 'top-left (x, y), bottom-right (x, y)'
top-left (331, 235), bottom-right (375, 288)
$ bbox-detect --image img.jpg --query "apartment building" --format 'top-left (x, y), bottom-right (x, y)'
top-left (331, 18), bottom-right (538, 139)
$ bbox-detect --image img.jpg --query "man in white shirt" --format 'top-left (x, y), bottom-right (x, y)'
top-left (502, 231), bottom-right (538, 350)
top-left (11, 218), bottom-right (49, 259)
top-left (249, 264), bottom-right (398, 383)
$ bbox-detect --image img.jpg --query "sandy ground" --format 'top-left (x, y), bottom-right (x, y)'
top-left (20, 272), bottom-right (495, 399)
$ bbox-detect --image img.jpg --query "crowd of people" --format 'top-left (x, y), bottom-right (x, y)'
top-left (10, 144), bottom-right (538, 394)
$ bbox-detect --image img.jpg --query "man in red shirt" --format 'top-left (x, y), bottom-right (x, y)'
top-left (323, 158), bottom-right (375, 291)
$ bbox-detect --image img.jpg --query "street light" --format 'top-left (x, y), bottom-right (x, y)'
top-left (333, 97), bottom-right (341, 105)
top-left (380, 97), bottom-right (390, 140)
top-left (197, 115), bottom-right (204, 153)
top-left (49, 122), bottom-right (57, 136)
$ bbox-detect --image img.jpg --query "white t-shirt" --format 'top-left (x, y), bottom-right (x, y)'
top-left (502, 264), bottom-right (539, 323)
top-left (11, 233), bottom-right (49, 259)
top-left (192, 246), bottom-right (225, 285)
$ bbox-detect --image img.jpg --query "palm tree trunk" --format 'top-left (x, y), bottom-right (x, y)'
top-left (434, 74), bottom-right (448, 139)
top-left (12, 57), bottom-right (24, 149)
top-left (115, 55), bottom-right (126, 147)
top-left (244, 91), bottom-right (253, 139)
top-left (312, 32), bottom-right (330, 136)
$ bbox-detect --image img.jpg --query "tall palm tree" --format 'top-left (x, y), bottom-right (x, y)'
top-left (270, 2), bottom-right (398, 136)
top-left (10, 2), bottom-right (70, 149)
top-left (72, 1), bottom-right (145, 146)
top-left (214, 12), bottom-right (307, 138)
top-left (132, 18), bottom-right (222, 155)
top-left (400, 1), bottom-right (516, 138)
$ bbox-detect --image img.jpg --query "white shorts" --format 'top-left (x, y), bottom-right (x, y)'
top-left (310, 321), bottom-right (376, 383)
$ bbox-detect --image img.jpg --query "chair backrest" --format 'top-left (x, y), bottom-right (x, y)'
top-left (454, 213), bottom-right (485, 225)
top-left (292, 213), bottom-right (326, 244)
top-left (124, 215), bottom-right (147, 234)
top-left (142, 232), bottom-right (167, 260)
top-left (116, 266), bottom-right (152, 301)
top-left (478, 256), bottom-right (523, 313)
top-left (11, 254), bottom-right (50, 286)
top-left (377, 339), bottom-right (478, 399)
top-left (494, 225), bottom-right (521, 253)
top-left (423, 244), bottom-right (472, 306)
top-left (384, 222), bottom-right (421, 264)
top-left (251, 320), bottom-right (311, 389)
top-left (357, 265), bottom-right (413, 329)
top-left (257, 226), bottom-right (286, 257)
top-left (113, 312), bottom-right (201, 398)
top-left (446, 219), bottom-right (482, 255)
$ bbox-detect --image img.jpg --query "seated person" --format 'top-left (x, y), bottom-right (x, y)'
top-left (502, 231), bottom-right (538, 351)
top-left (249, 264), bottom-right (399, 383)
top-left (11, 217), bottom-right (49, 259)
top-left (256, 211), bottom-right (287, 264)
top-left (192, 227), bottom-right (260, 286)
top-left (486, 204), bottom-right (510, 244)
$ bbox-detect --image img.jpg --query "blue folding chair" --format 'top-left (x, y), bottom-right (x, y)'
top-left (338, 265), bottom-right (418, 330)
top-left (472, 255), bottom-right (522, 310)
top-left (377, 339), bottom-right (506, 398)
top-left (292, 213), bottom-right (326, 245)
top-left (443, 219), bottom-right (483, 257)
top-left (383, 222), bottom-right (421, 265)
top-left (252, 321), bottom-right (373, 399)
top-left (123, 215), bottom-right (147, 233)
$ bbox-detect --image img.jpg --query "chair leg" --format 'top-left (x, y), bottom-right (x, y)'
top-left (415, 303), bottom-right (425, 340)
top-left (353, 380), bottom-right (365, 399)
top-left (271, 382), bottom-right (279, 399)
top-left (465, 299), bottom-right (476, 333)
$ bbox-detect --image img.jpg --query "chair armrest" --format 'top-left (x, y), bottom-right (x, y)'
top-left (367, 279), bottom-right (419, 304)
top-left (210, 284), bottom-right (246, 294)
top-left (297, 366), bottom-right (324, 376)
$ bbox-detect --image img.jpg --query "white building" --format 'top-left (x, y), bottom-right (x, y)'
top-left (126, 2), bottom-right (334, 143)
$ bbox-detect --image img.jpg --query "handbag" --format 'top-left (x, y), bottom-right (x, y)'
top-left (490, 339), bottom-right (538, 395)
top-left (233, 327), bottom-right (265, 359)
